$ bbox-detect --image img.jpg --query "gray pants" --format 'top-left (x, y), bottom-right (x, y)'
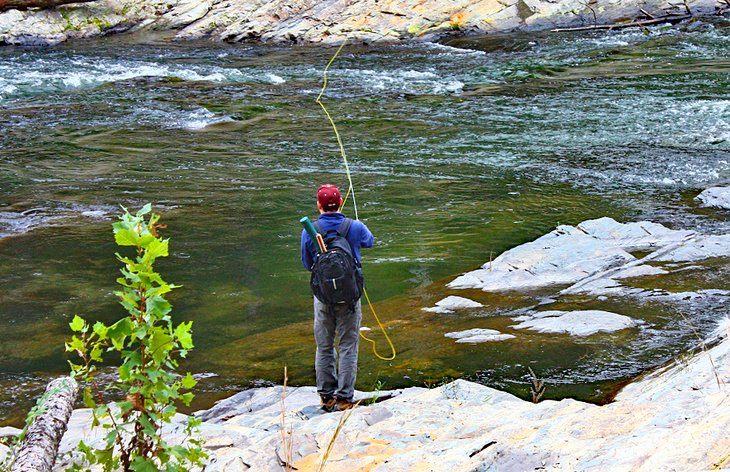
top-left (313, 297), bottom-right (362, 402)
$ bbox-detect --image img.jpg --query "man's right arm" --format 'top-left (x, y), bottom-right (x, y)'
top-left (301, 229), bottom-right (314, 270)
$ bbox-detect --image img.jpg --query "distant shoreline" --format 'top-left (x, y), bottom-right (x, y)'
top-left (0, 0), bottom-right (722, 46)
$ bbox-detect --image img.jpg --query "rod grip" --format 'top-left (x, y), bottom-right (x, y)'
top-left (300, 216), bottom-right (327, 253)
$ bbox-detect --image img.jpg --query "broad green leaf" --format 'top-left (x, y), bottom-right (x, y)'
top-left (138, 414), bottom-right (157, 438)
top-left (107, 318), bottom-right (133, 350)
top-left (181, 392), bottom-right (194, 406)
top-left (149, 328), bottom-right (173, 365)
top-left (147, 296), bottom-right (172, 317)
top-left (118, 363), bottom-right (131, 381)
top-left (175, 321), bottom-right (194, 350)
top-left (138, 234), bottom-right (156, 247)
top-left (65, 336), bottom-right (85, 354)
top-left (136, 203), bottom-right (152, 217)
top-left (69, 315), bottom-right (86, 333)
top-left (131, 456), bottom-right (158, 472)
top-left (113, 228), bottom-right (138, 247)
top-left (181, 372), bottom-right (197, 389)
top-left (145, 238), bottom-right (169, 260)
top-left (93, 321), bottom-right (108, 339)
top-left (82, 388), bottom-right (96, 408)
top-left (90, 344), bottom-right (104, 362)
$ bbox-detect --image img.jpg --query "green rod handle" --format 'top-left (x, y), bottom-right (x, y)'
top-left (300, 216), bottom-right (318, 241)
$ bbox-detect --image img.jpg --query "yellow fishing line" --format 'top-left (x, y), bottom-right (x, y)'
top-left (316, 41), bottom-right (396, 362)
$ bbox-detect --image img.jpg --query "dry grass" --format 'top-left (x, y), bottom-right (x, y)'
top-left (278, 367), bottom-right (294, 471)
top-left (317, 401), bottom-right (360, 472)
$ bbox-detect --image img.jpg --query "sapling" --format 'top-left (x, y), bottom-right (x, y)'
top-left (66, 204), bottom-right (206, 472)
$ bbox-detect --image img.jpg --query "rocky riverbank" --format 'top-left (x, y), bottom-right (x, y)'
top-left (7, 316), bottom-right (716, 470)
top-left (0, 0), bottom-right (722, 46)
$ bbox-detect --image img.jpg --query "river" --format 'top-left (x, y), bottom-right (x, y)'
top-left (1, 19), bottom-right (729, 424)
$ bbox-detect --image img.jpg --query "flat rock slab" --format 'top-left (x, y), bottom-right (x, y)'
top-left (696, 186), bottom-right (730, 209)
top-left (423, 295), bottom-right (483, 313)
top-left (445, 328), bottom-right (515, 343)
top-left (55, 319), bottom-right (730, 471)
top-left (511, 310), bottom-right (642, 336)
top-left (436, 295), bottom-right (483, 309)
top-left (449, 217), bottom-right (730, 296)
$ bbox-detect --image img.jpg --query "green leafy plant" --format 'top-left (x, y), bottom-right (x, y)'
top-left (66, 204), bottom-right (206, 472)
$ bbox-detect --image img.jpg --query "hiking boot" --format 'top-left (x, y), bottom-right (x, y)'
top-left (335, 398), bottom-right (355, 411)
top-left (320, 394), bottom-right (336, 412)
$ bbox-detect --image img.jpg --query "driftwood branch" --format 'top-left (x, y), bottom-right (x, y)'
top-left (551, 14), bottom-right (691, 32)
top-left (639, 8), bottom-right (656, 19)
top-left (11, 377), bottom-right (78, 472)
top-left (0, 0), bottom-right (98, 12)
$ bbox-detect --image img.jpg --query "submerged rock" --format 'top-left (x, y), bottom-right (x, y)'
top-left (510, 310), bottom-right (642, 336)
top-left (696, 186), bottom-right (730, 210)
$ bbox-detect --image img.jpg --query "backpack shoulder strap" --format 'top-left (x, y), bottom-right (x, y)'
top-left (337, 218), bottom-right (353, 238)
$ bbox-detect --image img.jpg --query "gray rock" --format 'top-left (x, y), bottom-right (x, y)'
top-left (435, 295), bottom-right (483, 309)
top-left (696, 186), bottom-right (730, 209)
top-left (445, 328), bottom-right (516, 343)
top-left (511, 310), bottom-right (642, 336)
top-left (0, 0), bottom-right (720, 46)
top-left (421, 306), bottom-right (454, 314)
top-left (0, 426), bottom-right (21, 437)
top-left (55, 321), bottom-right (730, 470)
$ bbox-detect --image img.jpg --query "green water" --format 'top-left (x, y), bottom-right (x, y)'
top-left (1, 20), bottom-right (729, 423)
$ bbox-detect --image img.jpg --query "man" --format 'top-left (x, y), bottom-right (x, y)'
top-left (301, 184), bottom-right (374, 412)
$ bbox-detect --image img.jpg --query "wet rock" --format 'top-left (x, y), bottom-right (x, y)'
top-left (436, 295), bottom-right (483, 309)
top-left (696, 186), bottom-right (730, 209)
top-left (445, 328), bottom-right (516, 343)
top-left (158, 0), bottom-right (212, 30)
top-left (0, 426), bottom-right (21, 437)
top-left (450, 217), bottom-right (729, 298)
top-left (655, 234), bottom-right (730, 262)
top-left (421, 306), bottom-right (455, 314)
top-left (511, 310), bottom-right (642, 336)
top-left (423, 295), bottom-right (483, 313)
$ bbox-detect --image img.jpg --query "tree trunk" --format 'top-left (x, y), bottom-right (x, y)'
top-left (551, 14), bottom-right (692, 32)
top-left (0, 0), bottom-right (99, 12)
top-left (11, 377), bottom-right (78, 472)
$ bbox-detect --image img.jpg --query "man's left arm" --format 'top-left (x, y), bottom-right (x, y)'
top-left (358, 221), bottom-right (374, 248)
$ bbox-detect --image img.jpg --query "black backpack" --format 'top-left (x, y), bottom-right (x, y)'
top-left (310, 218), bottom-right (364, 306)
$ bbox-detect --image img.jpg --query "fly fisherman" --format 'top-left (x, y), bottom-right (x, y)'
top-left (301, 184), bottom-right (374, 412)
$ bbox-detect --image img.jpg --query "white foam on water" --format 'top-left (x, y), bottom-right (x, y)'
top-left (265, 73), bottom-right (286, 84)
top-left (125, 105), bottom-right (234, 130)
top-left (424, 42), bottom-right (486, 56)
top-left (0, 203), bottom-right (116, 239)
top-left (0, 57), bottom-right (278, 99)
top-left (433, 80), bottom-right (464, 94)
top-left (177, 107), bottom-right (234, 130)
top-left (328, 67), bottom-right (465, 95)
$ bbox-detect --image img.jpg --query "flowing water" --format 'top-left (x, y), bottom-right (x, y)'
top-left (1, 19), bottom-right (729, 424)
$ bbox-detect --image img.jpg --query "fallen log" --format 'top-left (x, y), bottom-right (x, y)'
top-left (10, 377), bottom-right (78, 472)
top-left (0, 0), bottom-right (98, 13)
top-left (551, 14), bottom-right (692, 32)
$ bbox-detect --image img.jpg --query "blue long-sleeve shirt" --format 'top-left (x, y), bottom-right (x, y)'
top-left (301, 212), bottom-right (374, 271)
